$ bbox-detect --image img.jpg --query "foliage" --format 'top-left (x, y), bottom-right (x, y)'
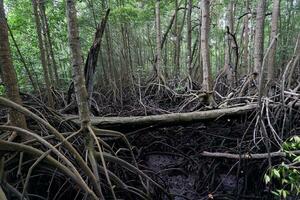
top-left (264, 136), bottom-right (300, 199)
top-left (2, 0), bottom-right (299, 92)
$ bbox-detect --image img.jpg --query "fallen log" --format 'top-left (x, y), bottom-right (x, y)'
top-left (65, 104), bottom-right (257, 128)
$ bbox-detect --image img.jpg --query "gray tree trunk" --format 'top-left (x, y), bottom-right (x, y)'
top-left (224, 1), bottom-right (234, 85)
top-left (32, 0), bottom-right (54, 107)
top-left (187, 0), bottom-right (193, 89)
top-left (39, 1), bottom-right (59, 86)
top-left (201, 0), bottom-right (212, 91)
top-left (65, 0), bottom-right (90, 126)
top-left (155, 0), bottom-right (165, 84)
top-left (253, 0), bottom-right (266, 76)
top-left (267, 0), bottom-right (280, 82)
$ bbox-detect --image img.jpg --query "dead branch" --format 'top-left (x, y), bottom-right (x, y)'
top-left (201, 150), bottom-right (300, 159)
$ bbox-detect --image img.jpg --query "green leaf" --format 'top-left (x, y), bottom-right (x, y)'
top-left (264, 174), bottom-right (271, 184)
top-left (282, 179), bottom-right (288, 184)
top-left (282, 190), bottom-right (288, 199)
top-left (273, 169), bottom-right (280, 178)
top-left (293, 156), bottom-right (300, 162)
top-left (271, 190), bottom-right (279, 196)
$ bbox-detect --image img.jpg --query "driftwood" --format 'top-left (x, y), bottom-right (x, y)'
top-left (66, 104), bottom-right (257, 127)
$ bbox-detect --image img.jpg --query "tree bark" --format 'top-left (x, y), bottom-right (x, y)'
top-left (155, 0), bottom-right (165, 84)
top-left (152, 10), bottom-right (177, 68)
top-left (224, 1), bottom-right (234, 85)
top-left (200, 0), bottom-right (212, 91)
top-left (65, 0), bottom-right (90, 126)
top-left (174, 0), bottom-right (180, 79)
top-left (66, 104), bottom-right (257, 128)
top-left (196, 2), bottom-right (203, 83)
top-left (253, 0), bottom-right (266, 76)
top-left (0, 0), bottom-right (28, 137)
top-left (242, 0), bottom-right (250, 74)
top-left (187, 0), bottom-right (193, 89)
top-left (39, 1), bottom-right (59, 86)
top-left (267, 0), bottom-right (280, 82)
top-left (32, 0), bottom-right (54, 107)
top-left (120, 25), bottom-right (130, 86)
top-left (84, 9), bottom-right (110, 105)
top-left (201, 150), bottom-right (300, 159)
top-left (65, 0), bottom-right (105, 199)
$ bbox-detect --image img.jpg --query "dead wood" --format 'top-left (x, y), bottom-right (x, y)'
top-left (201, 150), bottom-right (300, 159)
top-left (84, 9), bottom-right (110, 102)
top-left (66, 104), bottom-right (257, 127)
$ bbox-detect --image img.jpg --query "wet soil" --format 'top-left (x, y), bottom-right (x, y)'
top-left (128, 116), bottom-right (280, 200)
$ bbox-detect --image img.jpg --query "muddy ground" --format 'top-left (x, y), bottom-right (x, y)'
top-left (127, 117), bottom-right (275, 200)
top-left (3, 93), bottom-right (299, 200)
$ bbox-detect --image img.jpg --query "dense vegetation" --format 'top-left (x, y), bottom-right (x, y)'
top-left (0, 0), bottom-right (299, 199)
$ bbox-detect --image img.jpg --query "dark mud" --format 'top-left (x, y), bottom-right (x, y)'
top-left (129, 116), bottom-right (283, 200)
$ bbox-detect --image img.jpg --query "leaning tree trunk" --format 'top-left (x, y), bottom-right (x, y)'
top-left (200, 0), bottom-right (212, 91)
top-left (32, 0), bottom-right (54, 108)
top-left (253, 0), bottom-right (266, 77)
top-left (84, 9), bottom-right (110, 105)
top-left (267, 0), bottom-right (280, 82)
top-left (0, 0), bottom-right (28, 139)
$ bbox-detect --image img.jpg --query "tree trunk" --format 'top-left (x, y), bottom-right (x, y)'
top-left (253, 0), bottom-right (266, 76)
top-left (65, 0), bottom-right (90, 126)
top-left (155, 0), bottom-right (165, 84)
top-left (267, 0), bottom-right (280, 82)
top-left (187, 0), bottom-right (193, 89)
top-left (0, 0), bottom-right (28, 138)
top-left (37, 1), bottom-right (54, 87)
top-left (67, 104), bottom-right (257, 128)
top-left (32, 0), bottom-right (54, 107)
top-left (120, 24), bottom-right (132, 88)
top-left (152, 10), bottom-right (176, 71)
top-left (196, 2), bottom-right (203, 83)
top-left (174, 0), bottom-right (180, 79)
top-left (105, 23), bottom-right (118, 103)
top-left (224, 1), bottom-right (234, 85)
top-left (174, 0), bottom-right (188, 80)
top-left (84, 9), bottom-right (110, 105)
top-left (200, 0), bottom-right (212, 91)
top-left (39, 1), bottom-right (59, 86)
top-left (65, 0), bottom-right (105, 199)
top-left (242, 0), bottom-right (250, 74)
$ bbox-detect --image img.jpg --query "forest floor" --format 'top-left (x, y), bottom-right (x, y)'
top-left (115, 116), bottom-right (273, 200)
top-left (2, 86), bottom-right (299, 200)
top-left (65, 83), bottom-right (298, 200)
